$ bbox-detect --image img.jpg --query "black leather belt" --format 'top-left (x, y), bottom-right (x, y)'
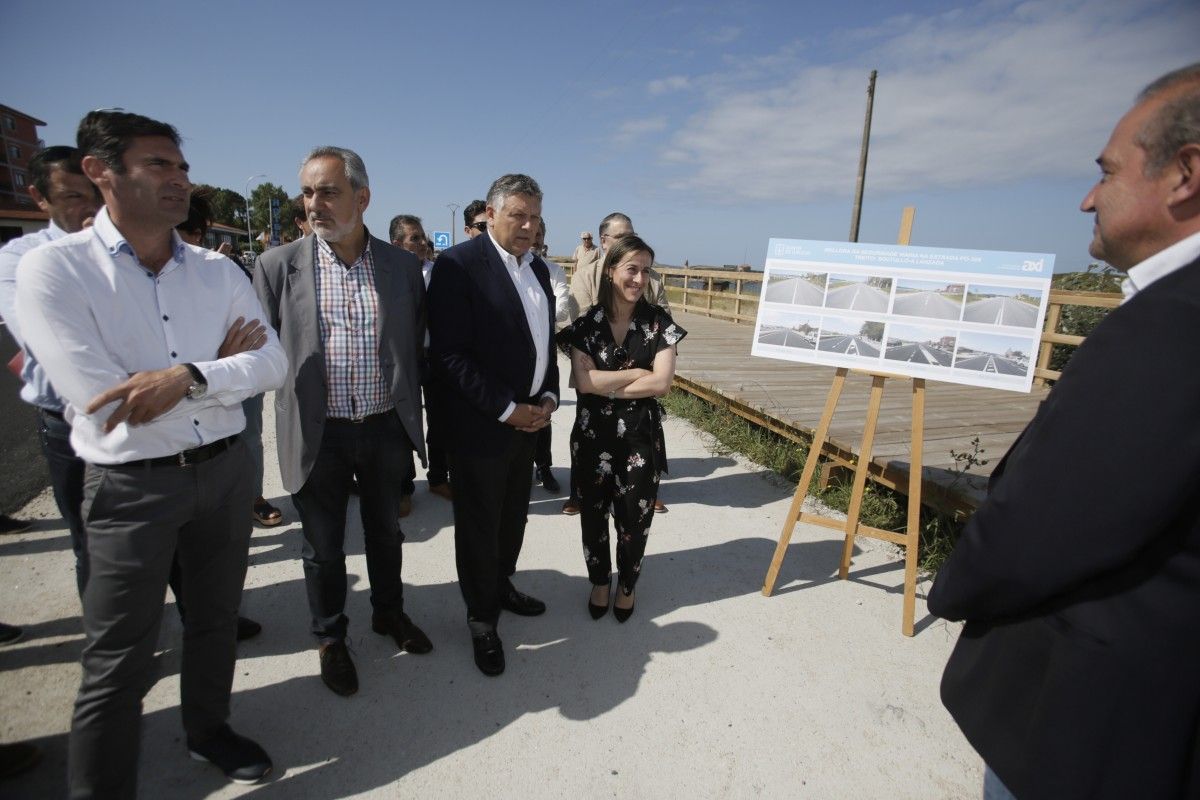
top-left (98, 434), bottom-right (239, 469)
top-left (327, 411), bottom-right (393, 425)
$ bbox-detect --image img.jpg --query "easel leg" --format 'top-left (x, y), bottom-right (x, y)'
top-left (762, 368), bottom-right (848, 596)
top-left (901, 379), bottom-right (925, 636)
top-left (838, 375), bottom-right (886, 580)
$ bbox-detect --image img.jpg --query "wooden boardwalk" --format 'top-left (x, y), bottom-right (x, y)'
top-left (671, 309), bottom-right (1048, 512)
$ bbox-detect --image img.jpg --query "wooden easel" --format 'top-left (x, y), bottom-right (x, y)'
top-left (761, 207), bottom-right (925, 636)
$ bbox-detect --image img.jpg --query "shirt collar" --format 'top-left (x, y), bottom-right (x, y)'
top-left (487, 230), bottom-right (533, 272)
top-left (1121, 230), bottom-right (1200, 303)
top-left (91, 206), bottom-right (186, 264)
top-left (315, 227), bottom-right (371, 266)
top-left (45, 219), bottom-right (67, 240)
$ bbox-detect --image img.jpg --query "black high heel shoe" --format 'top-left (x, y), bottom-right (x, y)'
top-left (613, 587), bottom-right (635, 623)
top-left (588, 579), bottom-right (611, 620)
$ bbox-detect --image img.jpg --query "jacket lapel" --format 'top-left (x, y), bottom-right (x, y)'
top-left (286, 236), bottom-right (322, 358)
top-left (371, 236), bottom-right (393, 343)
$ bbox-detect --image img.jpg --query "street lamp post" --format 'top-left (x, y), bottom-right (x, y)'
top-left (447, 203), bottom-right (459, 245)
top-left (244, 173), bottom-right (266, 255)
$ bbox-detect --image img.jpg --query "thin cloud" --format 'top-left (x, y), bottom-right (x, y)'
top-left (614, 116), bottom-right (669, 145)
top-left (648, 75), bottom-right (692, 95)
top-left (658, 0), bottom-right (1198, 203)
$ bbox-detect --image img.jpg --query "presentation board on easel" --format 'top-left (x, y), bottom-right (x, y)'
top-left (752, 239), bottom-right (1055, 393)
top-left (757, 233), bottom-right (1054, 635)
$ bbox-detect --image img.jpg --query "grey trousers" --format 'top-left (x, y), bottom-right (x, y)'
top-left (68, 439), bottom-right (253, 800)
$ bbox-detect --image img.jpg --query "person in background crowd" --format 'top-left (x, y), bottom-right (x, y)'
top-left (572, 229), bottom-right (599, 279)
top-left (462, 198), bottom-right (486, 240)
top-left (928, 62), bottom-right (1200, 800)
top-left (532, 218), bottom-right (571, 493)
top-left (255, 146), bottom-right (432, 698)
top-left (390, 213), bottom-right (451, 506)
top-left (18, 109), bottom-right (285, 793)
top-left (561, 234), bottom-right (684, 622)
top-left (427, 174), bottom-right (557, 676)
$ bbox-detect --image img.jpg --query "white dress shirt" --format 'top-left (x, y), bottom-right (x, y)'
top-left (0, 220), bottom-right (68, 410)
top-left (15, 206), bottom-right (287, 464)
top-left (1120, 230), bottom-right (1200, 305)
top-left (544, 257), bottom-right (572, 330)
top-left (486, 231), bottom-right (554, 421)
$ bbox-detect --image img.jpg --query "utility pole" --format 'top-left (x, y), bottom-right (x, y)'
top-left (848, 70), bottom-right (877, 243)
top-left (447, 203), bottom-right (459, 245)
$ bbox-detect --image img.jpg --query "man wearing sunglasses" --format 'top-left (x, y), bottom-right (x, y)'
top-left (463, 198), bottom-right (487, 240)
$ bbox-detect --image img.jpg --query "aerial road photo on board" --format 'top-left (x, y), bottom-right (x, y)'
top-left (763, 270), bottom-right (828, 306)
top-left (890, 278), bottom-right (965, 321)
top-left (755, 310), bottom-right (821, 350)
top-left (961, 284), bottom-right (1043, 327)
top-left (817, 316), bottom-right (883, 358)
top-left (953, 331), bottom-right (1035, 375)
top-left (884, 324), bottom-right (956, 367)
top-left (823, 274), bottom-right (893, 313)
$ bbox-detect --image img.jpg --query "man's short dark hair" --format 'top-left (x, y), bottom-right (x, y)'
top-left (463, 199), bottom-right (486, 222)
top-left (599, 212), bottom-right (632, 238)
top-left (29, 145), bottom-right (84, 197)
top-left (177, 191), bottom-right (213, 240)
top-left (389, 214), bottom-right (423, 243)
top-left (291, 194), bottom-right (306, 222)
top-left (1136, 61), bottom-right (1200, 175)
top-left (76, 110), bottom-right (180, 174)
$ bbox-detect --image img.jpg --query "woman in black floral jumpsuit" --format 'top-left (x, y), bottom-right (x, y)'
top-left (561, 235), bottom-right (686, 622)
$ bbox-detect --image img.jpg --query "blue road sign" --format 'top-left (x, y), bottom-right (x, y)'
top-left (431, 231), bottom-right (451, 250)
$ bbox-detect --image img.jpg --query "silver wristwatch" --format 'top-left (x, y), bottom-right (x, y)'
top-left (184, 363), bottom-right (208, 400)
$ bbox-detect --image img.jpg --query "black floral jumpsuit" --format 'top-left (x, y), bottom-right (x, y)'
top-left (562, 300), bottom-right (687, 594)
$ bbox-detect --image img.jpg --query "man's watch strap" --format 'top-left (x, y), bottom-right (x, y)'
top-left (183, 362), bottom-right (207, 386)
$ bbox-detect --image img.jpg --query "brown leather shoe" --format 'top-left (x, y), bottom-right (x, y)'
top-left (371, 610), bottom-right (433, 654)
top-left (654, 499), bottom-right (667, 513)
top-left (398, 494), bottom-right (413, 518)
top-left (561, 498), bottom-right (581, 515)
top-left (318, 641), bottom-right (358, 696)
top-left (429, 482), bottom-right (453, 501)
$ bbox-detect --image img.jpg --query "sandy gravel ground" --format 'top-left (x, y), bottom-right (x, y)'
top-left (0, 355), bottom-right (980, 798)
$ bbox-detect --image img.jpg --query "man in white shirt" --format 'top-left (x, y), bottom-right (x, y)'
top-left (532, 218), bottom-right (571, 493)
top-left (16, 109), bottom-right (286, 794)
top-left (0, 146), bottom-right (100, 599)
top-left (927, 63), bottom-right (1200, 800)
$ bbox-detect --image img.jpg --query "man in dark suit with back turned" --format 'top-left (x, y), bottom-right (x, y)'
top-left (427, 173), bottom-right (558, 676)
top-left (254, 146), bottom-right (431, 698)
top-left (928, 62), bottom-right (1200, 800)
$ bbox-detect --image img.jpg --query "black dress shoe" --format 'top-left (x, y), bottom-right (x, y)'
top-left (499, 581), bottom-right (546, 616)
top-left (613, 588), bottom-right (636, 623)
top-left (471, 630), bottom-right (505, 676)
top-left (236, 616), bottom-right (262, 641)
top-left (318, 640), bottom-right (358, 696)
top-left (372, 610), bottom-right (433, 654)
top-left (536, 465), bottom-right (561, 493)
top-left (588, 580), bottom-right (611, 620)
top-left (188, 725), bottom-right (272, 785)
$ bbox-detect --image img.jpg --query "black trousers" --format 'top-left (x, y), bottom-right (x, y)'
top-left (403, 380), bottom-right (449, 494)
top-left (69, 440), bottom-right (252, 799)
top-left (534, 424), bottom-right (552, 470)
top-left (37, 408), bottom-right (87, 596)
top-left (291, 413), bottom-right (414, 643)
top-left (449, 429), bottom-right (536, 632)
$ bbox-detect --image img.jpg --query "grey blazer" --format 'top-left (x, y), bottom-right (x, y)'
top-left (253, 234), bottom-right (426, 494)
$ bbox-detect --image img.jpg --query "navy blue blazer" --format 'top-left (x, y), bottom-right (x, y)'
top-left (427, 233), bottom-right (559, 455)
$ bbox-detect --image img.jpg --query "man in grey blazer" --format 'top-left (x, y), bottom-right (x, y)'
top-left (254, 146), bottom-right (431, 697)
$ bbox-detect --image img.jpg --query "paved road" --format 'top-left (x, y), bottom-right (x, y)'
top-left (954, 352), bottom-right (1027, 375)
top-left (764, 277), bottom-right (825, 306)
top-left (885, 342), bottom-right (953, 366)
top-left (0, 353), bottom-right (981, 798)
top-left (962, 296), bottom-right (1038, 327)
top-left (892, 291), bottom-right (961, 321)
top-left (824, 283), bottom-right (889, 313)
top-left (757, 328), bottom-right (816, 349)
top-left (817, 334), bottom-right (881, 357)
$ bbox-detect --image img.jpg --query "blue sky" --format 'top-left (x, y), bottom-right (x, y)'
top-left (7, 0), bottom-right (1197, 272)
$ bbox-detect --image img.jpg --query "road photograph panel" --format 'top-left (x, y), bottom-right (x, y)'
top-left (953, 331), bottom-right (1036, 376)
top-left (884, 323), bottom-right (956, 368)
top-left (890, 278), bottom-right (966, 322)
top-left (816, 315), bottom-right (883, 359)
top-left (763, 271), bottom-right (828, 306)
top-left (755, 309), bottom-right (822, 351)
top-left (823, 273), bottom-right (893, 313)
top-left (961, 283), bottom-right (1043, 328)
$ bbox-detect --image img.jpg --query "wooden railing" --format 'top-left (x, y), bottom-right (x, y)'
top-left (556, 259), bottom-right (1123, 386)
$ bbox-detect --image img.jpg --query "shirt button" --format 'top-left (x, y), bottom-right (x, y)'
top-left (171, 351), bottom-right (177, 358)
top-left (193, 419), bottom-right (199, 425)
top-left (162, 315), bottom-right (169, 321)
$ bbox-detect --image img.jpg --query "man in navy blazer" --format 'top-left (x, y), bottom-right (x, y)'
top-left (928, 62), bottom-right (1200, 800)
top-left (427, 173), bottom-right (558, 676)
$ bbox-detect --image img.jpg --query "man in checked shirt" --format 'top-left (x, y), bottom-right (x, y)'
top-left (254, 146), bottom-right (431, 698)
